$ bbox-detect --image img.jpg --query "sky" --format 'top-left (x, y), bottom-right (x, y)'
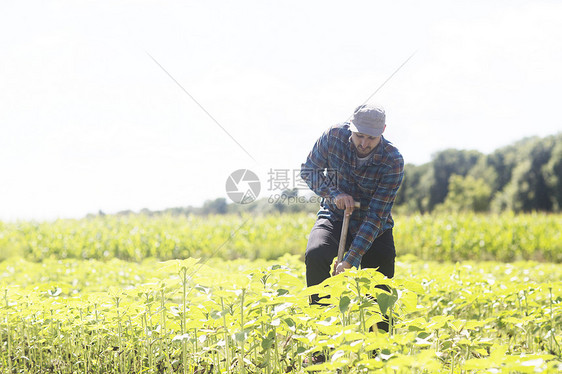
top-left (1, 0), bottom-right (561, 221)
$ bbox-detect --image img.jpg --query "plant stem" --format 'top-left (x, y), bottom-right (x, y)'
top-left (4, 289), bottom-right (12, 373)
top-left (549, 287), bottom-right (561, 355)
top-left (389, 304), bottom-right (394, 337)
top-left (355, 279), bottom-right (366, 333)
top-left (180, 267), bottom-right (188, 374)
top-left (115, 296), bottom-right (123, 374)
top-left (273, 327), bottom-right (279, 374)
top-left (220, 297), bottom-right (231, 374)
top-left (240, 289), bottom-right (246, 374)
top-left (160, 286), bottom-right (167, 373)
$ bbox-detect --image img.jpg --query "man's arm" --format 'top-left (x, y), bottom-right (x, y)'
top-left (343, 156), bottom-right (404, 268)
top-left (300, 127), bottom-right (342, 200)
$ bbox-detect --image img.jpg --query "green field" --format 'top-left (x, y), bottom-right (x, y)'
top-left (1, 213), bottom-right (562, 373)
top-left (1, 256), bottom-right (561, 373)
top-left (1, 212), bottom-right (561, 262)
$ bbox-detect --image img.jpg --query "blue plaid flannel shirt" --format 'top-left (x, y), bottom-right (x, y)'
top-left (301, 123), bottom-right (404, 268)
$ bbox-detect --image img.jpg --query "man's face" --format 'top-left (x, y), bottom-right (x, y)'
top-left (351, 132), bottom-right (382, 157)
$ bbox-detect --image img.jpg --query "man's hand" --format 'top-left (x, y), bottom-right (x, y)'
top-left (334, 193), bottom-right (356, 216)
top-left (332, 261), bottom-right (352, 275)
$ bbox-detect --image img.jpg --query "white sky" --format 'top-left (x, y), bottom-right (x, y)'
top-left (1, 0), bottom-right (561, 221)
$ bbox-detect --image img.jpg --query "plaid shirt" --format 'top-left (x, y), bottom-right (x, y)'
top-left (301, 123), bottom-right (404, 268)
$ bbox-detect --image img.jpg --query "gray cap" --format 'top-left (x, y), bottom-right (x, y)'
top-left (349, 104), bottom-right (386, 137)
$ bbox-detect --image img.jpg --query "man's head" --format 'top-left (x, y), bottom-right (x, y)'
top-left (349, 104), bottom-right (386, 157)
top-left (349, 104), bottom-right (386, 137)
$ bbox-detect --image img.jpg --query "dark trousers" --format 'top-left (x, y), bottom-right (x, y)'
top-left (305, 217), bottom-right (396, 304)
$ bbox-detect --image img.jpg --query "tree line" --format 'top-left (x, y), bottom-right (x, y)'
top-left (396, 133), bottom-right (562, 213)
top-left (107, 133), bottom-right (561, 217)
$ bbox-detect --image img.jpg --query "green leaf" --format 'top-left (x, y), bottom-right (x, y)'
top-left (339, 296), bottom-right (351, 314)
top-left (283, 317), bottom-right (296, 328)
top-left (398, 290), bottom-right (417, 313)
top-left (357, 358), bottom-right (385, 370)
top-left (365, 313), bottom-right (384, 328)
top-left (377, 289), bottom-right (398, 315)
top-left (234, 330), bottom-right (249, 342)
top-left (300, 284), bottom-right (329, 297)
top-left (261, 331), bottom-right (275, 350)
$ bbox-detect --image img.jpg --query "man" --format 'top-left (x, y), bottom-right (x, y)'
top-left (301, 103), bottom-right (404, 305)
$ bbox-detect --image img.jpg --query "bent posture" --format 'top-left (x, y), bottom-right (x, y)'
top-left (301, 104), bottom-right (404, 306)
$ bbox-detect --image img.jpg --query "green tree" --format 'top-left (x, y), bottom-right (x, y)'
top-left (202, 198), bottom-right (228, 215)
top-left (428, 149), bottom-right (483, 211)
top-left (395, 163), bottom-right (433, 213)
top-left (437, 174), bottom-right (492, 212)
top-left (491, 136), bottom-right (557, 212)
top-left (542, 134), bottom-right (562, 211)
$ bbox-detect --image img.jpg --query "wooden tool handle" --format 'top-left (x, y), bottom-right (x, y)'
top-left (336, 201), bottom-right (360, 263)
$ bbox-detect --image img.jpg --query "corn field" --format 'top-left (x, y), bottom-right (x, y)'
top-left (1, 212), bottom-right (561, 263)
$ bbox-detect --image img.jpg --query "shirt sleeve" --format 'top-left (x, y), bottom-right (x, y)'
top-left (343, 154), bottom-right (404, 268)
top-left (300, 128), bottom-right (342, 199)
